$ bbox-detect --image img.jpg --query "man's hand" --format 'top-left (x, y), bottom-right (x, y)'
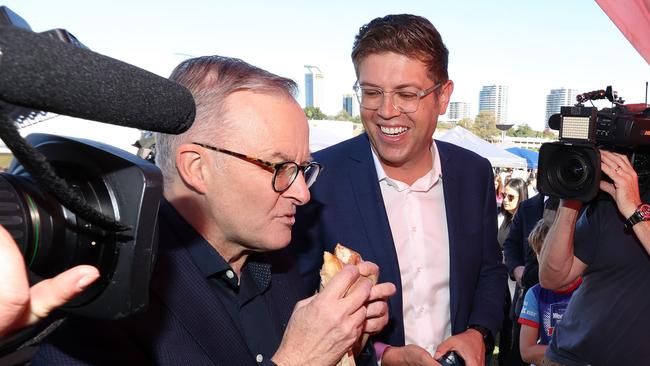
top-left (599, 150), bottom-right (641, 218)
top-left (0, 226), bottom-right (100, 338)
top-left (434, 329), bottom-right (485, 366)
top-left (272, 264), bottom-right (372, 366)
top-left (381, 344), bottom-right (440, 366)
top-left (600, 150), bottom-right (650, 255)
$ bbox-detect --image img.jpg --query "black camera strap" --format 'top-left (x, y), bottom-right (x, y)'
top-left (0, 113), bottom-right (128, 232)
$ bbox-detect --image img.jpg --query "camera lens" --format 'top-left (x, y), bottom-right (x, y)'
top-left (557, 153), bottom-right (590, 188)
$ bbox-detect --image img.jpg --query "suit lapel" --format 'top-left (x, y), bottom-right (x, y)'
top-left (152, 227), bottom-right (256, 366)
top-left (437, 142), bottom-right (463, 333)
top-left (346, 135), bottom-right (405, 344)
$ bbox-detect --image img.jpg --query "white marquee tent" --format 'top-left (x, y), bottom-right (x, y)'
top-left (438, 126), bottom-right (527, 169)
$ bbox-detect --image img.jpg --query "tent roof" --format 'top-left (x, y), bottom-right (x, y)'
top-left (506, 147), bottom-right (539, 169)
top-left (438, 126), bottom-right (527, 169)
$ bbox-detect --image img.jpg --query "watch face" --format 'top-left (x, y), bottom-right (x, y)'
top-left (640, 204), bottom-right (650, 220)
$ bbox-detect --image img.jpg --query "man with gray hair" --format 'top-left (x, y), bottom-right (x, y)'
top-left (32, 55), bottom-right (395, 366)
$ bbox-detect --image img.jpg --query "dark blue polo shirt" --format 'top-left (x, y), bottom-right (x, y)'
top-left (164, 203), bottom-right (281, 364)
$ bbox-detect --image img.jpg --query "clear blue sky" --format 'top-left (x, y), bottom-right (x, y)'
top-left (2, 0), bottom-right (648, 131)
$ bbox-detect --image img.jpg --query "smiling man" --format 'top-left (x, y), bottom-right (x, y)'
top-left (292, 14), bottom-right (508, 366)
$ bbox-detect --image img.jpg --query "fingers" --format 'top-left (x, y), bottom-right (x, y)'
top-left (318, 264), bottom-right (361, 301)
top-left (0, 226), bottom-right (30, 335)
top-left (601, 150), bottom-right (632, 169)
top-left (363, 300), bottom-right (388, 334)
top-left (599, 180), bottom-right (616, 198)
top-left (369, 281), bottom-right (396, 301)
top-left (356, 260), bottom-right (379, 278)
top-left (340, 275), bottom-right (373, 312)
top-left (599, 150), bottom-right (641, 215)
top-left (28, 265), bottom-right (99, 321)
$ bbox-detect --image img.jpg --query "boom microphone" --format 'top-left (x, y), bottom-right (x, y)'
top-left (0, 25), bottom-right (195, 134)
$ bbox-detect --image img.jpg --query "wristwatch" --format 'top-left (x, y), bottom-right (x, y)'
top-left (624, 203), bottom-right (650, 229)
top-left (467, 324), bottom-right (494, 353)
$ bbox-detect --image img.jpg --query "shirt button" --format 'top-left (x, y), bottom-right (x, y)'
top-left (256, 354), bottom-right (264, 363)
top-left (226, 270), bottom-right (235, 279)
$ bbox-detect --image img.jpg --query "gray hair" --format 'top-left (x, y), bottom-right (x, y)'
top-left (154, 56), bottom-right (298, 186)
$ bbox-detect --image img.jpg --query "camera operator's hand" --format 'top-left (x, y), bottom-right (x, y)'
top-left (0, 226), bottom-right (99, 338)
top-left (600, 150), bottom-right (650, 255)
top-left (599, 150), bottom-right (642, 218)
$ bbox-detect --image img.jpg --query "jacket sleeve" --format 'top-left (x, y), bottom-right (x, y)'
top-left (522, 240), bottom-right (540, 289)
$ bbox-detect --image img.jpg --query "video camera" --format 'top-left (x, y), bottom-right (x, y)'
top-left (538, 86), bottom-right (650, 202)
top-left (0, 6), bottom-right (193, 321)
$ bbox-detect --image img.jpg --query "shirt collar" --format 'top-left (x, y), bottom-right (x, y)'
top-left (161, 200), bottom-right (271, 291)
top-left (371, 140), bottom-right (442, 191)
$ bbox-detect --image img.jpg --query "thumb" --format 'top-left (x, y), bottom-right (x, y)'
top-left (28, 265), bottom-right (99, 321)
top-left (599, 180), bottom-right (616, 199)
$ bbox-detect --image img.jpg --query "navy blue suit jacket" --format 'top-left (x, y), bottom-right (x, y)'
top-left (33, 202), bottom-right (307, 366)
top-left (503, 193), bottom-right (545, 290)
top-left (292, 134), bottom-right (508, 346)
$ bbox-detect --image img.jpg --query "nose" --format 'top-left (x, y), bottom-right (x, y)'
top-left (283, 172), bottom-right (311, 205)
top-left (377, 92), bottom-right (401, 119)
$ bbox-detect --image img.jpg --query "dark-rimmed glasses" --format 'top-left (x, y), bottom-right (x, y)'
top-left (193, 142), bottom-right (323, 192)
top-left (353, 83), bottom-right (441, 113)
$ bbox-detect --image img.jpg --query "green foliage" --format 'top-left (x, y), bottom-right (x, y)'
top-left (350, 115), bottom-right (362, 124)
top-left (333, 109), bottom-right (352, 121)
top-left (507, 123), bottom-right (544, 138)
top-left (472, 111), bottom-right (500, 139)
top-left (437, 121), bottom-right (455, 130)
top-left (542, 128), bottom-right (557, 139)
top-left (304, 106), bottom-right (327, 120)
top-left (456, 117), bottom-right (473, 130)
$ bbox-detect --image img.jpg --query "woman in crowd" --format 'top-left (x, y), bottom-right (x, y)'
top-left (497, 178), bottom-right (528, 248)
top-left (495, 177), bottom-right (528, 365)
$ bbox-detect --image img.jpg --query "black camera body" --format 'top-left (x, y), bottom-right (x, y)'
top-left (0, 134), bottom-right (162, 319)
top-left (538, 87), bottom-right (650, 202)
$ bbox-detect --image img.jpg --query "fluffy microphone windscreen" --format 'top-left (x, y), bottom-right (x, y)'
top-left (0, 26), bottom-right (195, 134)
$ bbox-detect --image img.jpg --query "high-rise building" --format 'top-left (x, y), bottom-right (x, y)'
top-left (342, 94), bottom-right (360, 118)
top-left (478, 85), bottom-right (509, 124)
top-left (545, 88), bottom-right (578, 128)
top-left (304, 65), bottom-right (324, 109)
top-left (447, 102), bottom-right (471, 123)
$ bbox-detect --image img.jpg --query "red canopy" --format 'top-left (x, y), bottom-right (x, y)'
top-left (596, 0), bottom-right (650, 65)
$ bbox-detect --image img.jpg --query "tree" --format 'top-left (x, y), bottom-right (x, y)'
top-left (473, 111), bottom-right (500, 139)
top-left (304, 106), bottom-right (327, 120)
top-left (507, 124), bottom-right (543, 138)
top-left (333, 109), bottom-right (352, 121)
top-left (350, 115), bottom-right (362, 124)
top-left (437, 121), bottom-right (455, 131)
top-left (542, 128), bottom-right (557, 139)
top-left (456, 117), bottom-right (473, 130)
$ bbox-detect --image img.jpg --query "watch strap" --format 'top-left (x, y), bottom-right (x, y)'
top-left (624, 203), bottom-right (650, 229)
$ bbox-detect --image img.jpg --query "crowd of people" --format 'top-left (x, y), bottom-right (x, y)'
top-left (1, 12), bottom-right (649, 366)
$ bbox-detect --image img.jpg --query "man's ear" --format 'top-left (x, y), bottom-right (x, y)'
top-left (175, 143), bottom-right (210, 194)
top-left (437, 79), bottom-right (454, 116)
